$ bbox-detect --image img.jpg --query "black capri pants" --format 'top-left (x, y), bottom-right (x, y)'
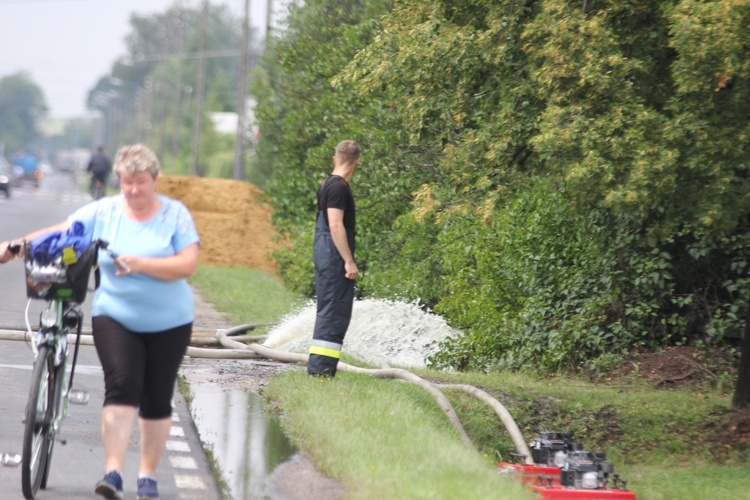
top-left (92, 316), bottom-right (192, 419)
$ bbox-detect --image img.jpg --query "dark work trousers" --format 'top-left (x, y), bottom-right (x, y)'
top-left (308, 211), bottom-right (354, 377)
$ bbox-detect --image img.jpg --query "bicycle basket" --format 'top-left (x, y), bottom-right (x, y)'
top-left (24, 242), bottom-right (99, 302)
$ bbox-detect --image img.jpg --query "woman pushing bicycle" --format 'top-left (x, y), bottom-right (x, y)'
top-left (0, 144), bottom-right (200, 500)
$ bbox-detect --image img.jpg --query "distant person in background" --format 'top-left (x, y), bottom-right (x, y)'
top-left (21, 151), bottom-right (38, 174)
top-left (88, 146), bottom-right (112, 199)
top-left (307, 140), bottom-right (360, 377)
top-left (13, 150), bottom-right (41, 187)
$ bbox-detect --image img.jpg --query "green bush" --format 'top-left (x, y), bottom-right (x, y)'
top-left (427, 181), bottom-right (689, 372)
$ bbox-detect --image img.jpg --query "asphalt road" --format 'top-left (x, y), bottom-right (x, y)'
top-left (0, 172), bottom-right (221, 499)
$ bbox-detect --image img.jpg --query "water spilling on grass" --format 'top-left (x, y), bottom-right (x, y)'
top-left (263, 298), bottom-right (462, 368)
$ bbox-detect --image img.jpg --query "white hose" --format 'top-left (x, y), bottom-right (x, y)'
top-left (1, 325), bottom-right (531, 459)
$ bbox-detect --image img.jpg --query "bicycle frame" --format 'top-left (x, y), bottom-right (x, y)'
top-left (28, 297), bottom-right (86, 431)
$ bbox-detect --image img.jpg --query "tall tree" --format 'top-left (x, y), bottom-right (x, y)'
top-left (0, 72), bottom-right (48, 154)
top-left (86, 3), bottom-right (252, 170)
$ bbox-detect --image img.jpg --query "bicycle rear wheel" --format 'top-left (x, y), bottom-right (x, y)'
top-left (22, 344), bottom-right (55, 499)
top-left (92, 180), bottom-right (105, 200)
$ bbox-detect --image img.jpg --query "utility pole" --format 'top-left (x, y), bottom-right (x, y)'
top-left (171, 3), bottom-right (186, 154)
top-left (265, 0), bottom-right (273, 44)
top-left (233, 0), bottom-right (251, 180)
top-left (191, 0), bottom-right (209, 176)
top-left (156, 23), bottom-right (169, 159)
top-left (143, 77), bottom-right (154, 144)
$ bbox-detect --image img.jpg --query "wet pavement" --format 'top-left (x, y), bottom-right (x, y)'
top-left (190, 385), bottom-right (297, 499)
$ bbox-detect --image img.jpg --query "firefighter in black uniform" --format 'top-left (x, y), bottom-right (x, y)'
top-left (308, 140), bottom-right (360, 377)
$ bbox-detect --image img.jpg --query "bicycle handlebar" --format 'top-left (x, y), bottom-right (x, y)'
top-left (9, 238), bottom-right (110, 258)
top-left (4, 238), bottom-right (126, 273)
top-left (8, 241), bottom-right (23, 256)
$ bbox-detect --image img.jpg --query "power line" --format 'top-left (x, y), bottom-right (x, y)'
top-left (123, 49), bottom-right (242, 65)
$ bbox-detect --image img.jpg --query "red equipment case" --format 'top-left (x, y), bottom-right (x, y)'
top-left (529, 484), bottom-right (637, 499)
top-left (498, 462), bottom-right (637, 499)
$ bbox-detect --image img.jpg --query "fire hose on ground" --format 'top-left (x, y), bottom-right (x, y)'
top-left (0, 323), bottom-right (533, 464)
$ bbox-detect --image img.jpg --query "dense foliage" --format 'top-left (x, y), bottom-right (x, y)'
top-left (253, 0), bottom-right (750, 373)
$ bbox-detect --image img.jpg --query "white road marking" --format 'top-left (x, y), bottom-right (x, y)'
top-left (11, 187), bottom-right (92, 205)
top-left (169, 456), bottom-right (198, 469)
top-left (170, 426), bottom-right (185, 437)
top-left (174, 475), bottom-right (207, 490)
top-left (0, 364), bottom-right (34, 370)
top-left (0, 363), bottom-right (102, 376)
top-left (166, 440), bottom-right (191, 452)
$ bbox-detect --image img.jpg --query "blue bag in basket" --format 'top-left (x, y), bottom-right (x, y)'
top-left (30, 221), bottom-right (92, 266)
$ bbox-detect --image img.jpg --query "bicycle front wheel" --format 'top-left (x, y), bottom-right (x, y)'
top-left (22, 344), bottom-right (55, 499)
top-left (39, 359), bottom-right (65, 489)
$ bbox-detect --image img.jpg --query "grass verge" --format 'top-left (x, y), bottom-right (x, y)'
top-left (264, 372), bottom-right (531, 499)
top-left (191, 264), bottom-right (304, 328)
top-left (190, 266), bottom-right (750, 499)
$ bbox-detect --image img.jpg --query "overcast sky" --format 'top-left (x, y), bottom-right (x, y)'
top-left (0, 0), bottom-right (286, 119)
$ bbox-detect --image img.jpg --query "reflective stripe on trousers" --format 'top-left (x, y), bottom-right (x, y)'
top-left (310, 339), bottom-right (342, 359)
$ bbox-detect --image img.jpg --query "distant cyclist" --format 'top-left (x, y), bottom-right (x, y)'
top-left (87, 146), bottom-right (112, 199)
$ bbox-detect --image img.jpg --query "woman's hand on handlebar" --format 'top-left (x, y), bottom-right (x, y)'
top-left (0, 241), bottom-right (24, 263)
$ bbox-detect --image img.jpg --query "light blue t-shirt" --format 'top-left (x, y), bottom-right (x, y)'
top-left (69, 194), bottom-right (200, 333)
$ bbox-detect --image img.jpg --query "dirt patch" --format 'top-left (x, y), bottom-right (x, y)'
top-left (598, 345), bottom-right (750, 461)
top-left (607, 346), bottom-right (718, 389)
top-left (180, 355), bottom-right (301, 394)
top-left (158, 175), bottom-right (281, 273)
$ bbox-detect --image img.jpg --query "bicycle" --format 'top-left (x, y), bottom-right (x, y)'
top-left (90, 178), bottom-right (106, 200)
top-left (8, 238), bottom-right (111, 499)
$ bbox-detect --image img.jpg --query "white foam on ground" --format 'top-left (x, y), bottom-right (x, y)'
top-left (263, 298), bottom-right (461, 368)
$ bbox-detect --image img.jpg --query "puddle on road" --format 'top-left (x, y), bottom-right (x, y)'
top-left (189, 385), bottom-right (297, 500)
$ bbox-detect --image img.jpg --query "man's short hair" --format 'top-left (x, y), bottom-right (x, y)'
top-left (335, 140), bottom-right (360, 166)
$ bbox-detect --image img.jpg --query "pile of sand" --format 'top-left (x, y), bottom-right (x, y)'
top-left (157, 175), bottom-right (280, 274)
